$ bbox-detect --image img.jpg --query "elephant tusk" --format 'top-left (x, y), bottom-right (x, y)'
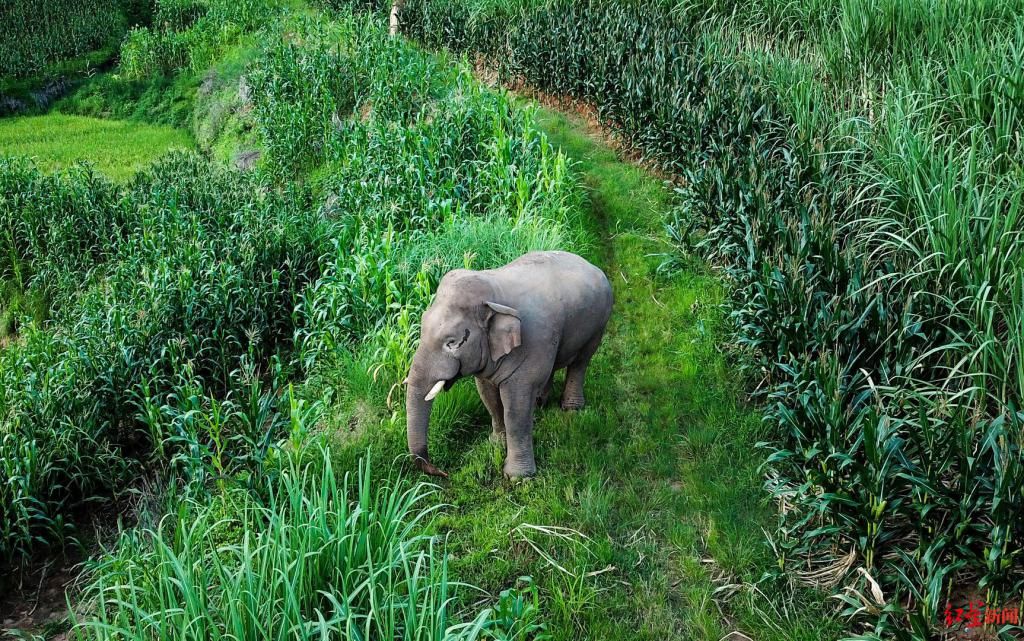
top-left (423, 379), bottom-right (446, 402)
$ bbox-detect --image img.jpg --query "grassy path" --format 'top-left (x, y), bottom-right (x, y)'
top-left (417, 106), bottom-right (841, 640)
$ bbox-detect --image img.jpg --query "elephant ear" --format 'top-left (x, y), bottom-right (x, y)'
top-left (484, 301), bottom-right (521, 361)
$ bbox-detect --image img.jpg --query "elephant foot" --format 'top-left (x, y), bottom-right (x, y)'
top-left (503, 461), bottom-right (537, 479)
top-left (560, 394), bottom-right (585, 411)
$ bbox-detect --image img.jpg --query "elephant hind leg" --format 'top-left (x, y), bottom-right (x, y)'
top-left (561, 367), bottom-right (587, 410)
top-left (536, 372), bottom-right (555, 408)
top-left (561, 331), bottom-right (604, 411)
top-left (476, 377), bottom-right (506, 447)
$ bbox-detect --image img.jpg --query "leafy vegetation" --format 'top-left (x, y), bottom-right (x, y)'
top-left (55, 71), bottom-right (203, 130)
top-left (0, 0), bottom-right (132, 80)
top-left (118, 0), bottom-right (289, 79)
top-left (72, 439), bottom-right (545, 641)
top-left (6, 0), bottom-right (813, 636)
top-left (0, 10), bottom-right (577, 569)
top-left (5, 0), bottom-right (1015, 639)
top-left (333, 0), bottom-right (1024, 637)
top-left (0, 0), bottom-right (828, 636)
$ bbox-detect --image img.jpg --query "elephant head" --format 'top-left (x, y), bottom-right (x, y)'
top-left (405, 271), bottom-right (521, 477)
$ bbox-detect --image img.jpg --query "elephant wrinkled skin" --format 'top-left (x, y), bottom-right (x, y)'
top-left (405, 251), bottom-right (613, 478)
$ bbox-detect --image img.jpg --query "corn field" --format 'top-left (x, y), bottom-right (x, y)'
top-left (0, 11), bottom-right (579, 571)
top-left (0, 0), bottom-right (130, 79)
top-left (328, 0), bottom-right (1024, 636)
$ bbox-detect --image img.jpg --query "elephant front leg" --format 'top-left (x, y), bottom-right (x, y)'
top-left (475, 377), bottom-right (506, 447)
top-left (499, 385), bottom-right (537, 478)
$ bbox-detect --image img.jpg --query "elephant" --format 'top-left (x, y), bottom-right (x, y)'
top-left (405, 250), bottom-right (613, 479)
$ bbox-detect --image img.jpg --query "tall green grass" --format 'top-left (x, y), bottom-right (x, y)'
top-left (350, 0), bottom-right (1024, 636)
top-left (72, 439), bottom-right (544, 641)
top-left (119, 0), bottom-right (286, 79)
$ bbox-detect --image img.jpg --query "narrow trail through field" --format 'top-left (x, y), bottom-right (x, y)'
top-left (535, 106), bottom-right (773, 639)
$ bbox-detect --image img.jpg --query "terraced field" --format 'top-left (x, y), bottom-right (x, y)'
top-left (1, 1), bottom-right (1020, 640)
top-left (0, 114), bottom-right (192, 180)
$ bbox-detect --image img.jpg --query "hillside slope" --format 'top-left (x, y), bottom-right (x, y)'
top-left (2, 4), bottom-right (838, 640)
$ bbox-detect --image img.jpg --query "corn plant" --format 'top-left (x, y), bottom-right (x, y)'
top-left (0, 0), bottom-right (128, 79)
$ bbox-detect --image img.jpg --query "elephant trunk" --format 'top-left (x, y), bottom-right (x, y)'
top-left (405, 360), bottom-right (451, 478)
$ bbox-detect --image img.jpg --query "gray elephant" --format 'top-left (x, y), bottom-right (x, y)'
top-left (405, 250), bottom-right (613, 478)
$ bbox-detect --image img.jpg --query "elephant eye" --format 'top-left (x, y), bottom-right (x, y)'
top-left (447, 329), bottom-right (470, 350)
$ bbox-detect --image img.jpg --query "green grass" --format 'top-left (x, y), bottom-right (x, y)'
top-left (56, 71), bottom-right (202, 131)
top-left (0, 114), bottom-right (193, 181)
